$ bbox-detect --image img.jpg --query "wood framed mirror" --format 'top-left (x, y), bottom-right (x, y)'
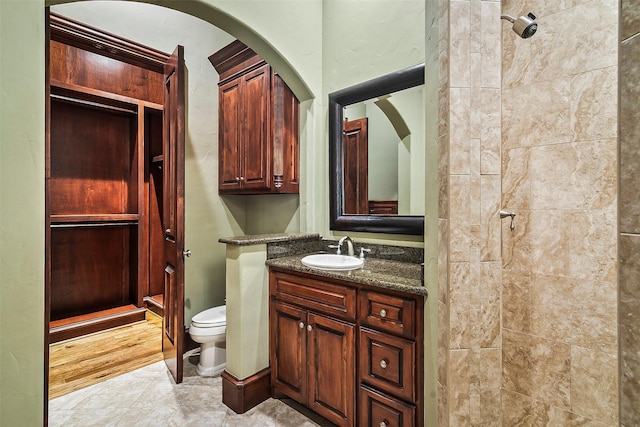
top-left (328, 63), bottom-right (425, 235)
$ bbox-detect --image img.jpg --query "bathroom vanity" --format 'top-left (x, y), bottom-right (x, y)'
top-left (266, 250), bottom-right (427, 427)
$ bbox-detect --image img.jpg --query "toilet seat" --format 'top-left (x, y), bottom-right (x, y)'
top-left (191, 305), bottom-right (226, 328)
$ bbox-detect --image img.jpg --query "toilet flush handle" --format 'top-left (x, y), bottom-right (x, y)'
top-left (182, 249), bottom-right (192, 258)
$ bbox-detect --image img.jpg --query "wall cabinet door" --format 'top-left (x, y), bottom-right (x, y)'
top-left (218, 79), bottom-right (242, 191)
top-left (218, 64), bottom-right (271, 192)
top-left (211, 40), bottom-right (299, 195)
top-left (240, 64), bottom-right (270, 190)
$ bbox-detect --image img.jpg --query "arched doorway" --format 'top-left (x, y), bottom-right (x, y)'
top-left (43, 0), bottom-right (316, 419)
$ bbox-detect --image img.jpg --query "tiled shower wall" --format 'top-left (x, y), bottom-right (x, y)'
top-left (440, 0), bottom-right (620, 425)
top-left (620, 1), bottom-right (640, 425)
top-left (501, 0), bottom-right (618, 424)
top-left (442, 0), bottom-right (503, 424)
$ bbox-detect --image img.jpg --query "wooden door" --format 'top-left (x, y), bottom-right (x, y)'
top-left (307, 312), bottom-right (356, 427)
top-left (343, 118), bottom-right (368, 214)
top-left (218, 79), bottom-right (242, 191)
top-left (271, 301), bottom-right (307, 404)
top-left (241, 64), bottom-right (270, 190)
top-left (162, 45), bottom-right (186, 384)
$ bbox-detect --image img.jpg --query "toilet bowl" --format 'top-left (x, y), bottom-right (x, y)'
top-left (188, 305), bottom-right (226, 377)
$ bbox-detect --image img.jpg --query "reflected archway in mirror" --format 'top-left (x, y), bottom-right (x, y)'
top-left (329, 63), bottom-right (425, 235)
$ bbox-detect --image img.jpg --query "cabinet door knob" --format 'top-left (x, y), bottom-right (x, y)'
top-left (235, 177), bottom-right (240, 182)
top-left (307, 324), bottom-right (313, 331)
top-left (239, 176), bottom-right (244, 181)
top-left (380, 359), bottom-right (388, 369)
top-left (299, 322), bottom-right (304, 329)
top-left (380, 421), bottom-right (388, 427)
top-left (380, 309), bottom-right (387, 318)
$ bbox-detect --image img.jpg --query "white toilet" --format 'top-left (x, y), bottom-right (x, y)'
top-left (188, 305), bottom-right (226, 377)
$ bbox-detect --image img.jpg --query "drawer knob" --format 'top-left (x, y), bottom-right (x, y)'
top-left (380, 421), bottom-right (388, 427)
top-left (380, 359), bottom-right (388, 369)
top-left (299, 322), bottom-right (304, 329)
top-left (380, 309), bottom-right (387, 318)
top-left (307, 324), bottom-right (313, 331)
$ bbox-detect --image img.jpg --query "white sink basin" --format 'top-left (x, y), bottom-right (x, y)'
top-left (301, 254), bottom-right (364, 271)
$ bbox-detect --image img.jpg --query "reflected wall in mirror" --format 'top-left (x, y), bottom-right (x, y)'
top-left (329, 64), bottom-right (425, 235)
top-left (343, 83), bottom-right (424, 216)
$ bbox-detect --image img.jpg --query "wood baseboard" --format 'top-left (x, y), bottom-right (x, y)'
top-left (221, 367), bottom-right (271, 414)
top-left (49, 306), bottom-right (146, 343)
top-left (143, 295), bottom-right (164, 317)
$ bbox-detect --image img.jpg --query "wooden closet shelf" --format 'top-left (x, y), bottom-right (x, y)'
top-left (50, 81), bottom-right (164, 112)
top-left (51, 214), bottom-right (140, 223)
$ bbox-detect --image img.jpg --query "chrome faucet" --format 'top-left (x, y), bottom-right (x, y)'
top-left (336, 236), bottom-right (355, 256)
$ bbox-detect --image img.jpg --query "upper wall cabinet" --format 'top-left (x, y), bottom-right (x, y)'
top-left (209, 41), bottom-right (300, 194)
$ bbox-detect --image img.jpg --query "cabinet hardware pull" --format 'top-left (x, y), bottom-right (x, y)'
top-left (380, 421), bottom-right (388, 427)
top-left (380, 309), bottom-right (387, 318)
top-left (380, 359), bottom-right (388, 369)
top-left (307, 324), bottom-right (313, 331)
top-left (299, 322), bottom-right (304, 329)
top-left (239, 176), bottom-right (244, 181)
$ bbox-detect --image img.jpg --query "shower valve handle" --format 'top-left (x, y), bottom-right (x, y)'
top-left (499, 210), bottom-right (516, 231)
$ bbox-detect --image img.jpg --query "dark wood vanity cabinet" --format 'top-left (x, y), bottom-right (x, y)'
top-left (270, 271), bottom-right (357, 426)
top-left (358, 291), bottom-right (421, 427)
top-left (269, 269), bottom-right (424, 427)
top-left (209, 40), bottom-right (299, 194)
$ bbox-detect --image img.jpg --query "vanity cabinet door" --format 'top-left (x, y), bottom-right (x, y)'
top-left (307, 312), bottom-right (356, 427)
top-left (271, 301), bottom-right (307, 404)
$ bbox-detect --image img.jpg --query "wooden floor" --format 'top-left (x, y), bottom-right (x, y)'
top-left (49, 310), bottom-right (164, 399)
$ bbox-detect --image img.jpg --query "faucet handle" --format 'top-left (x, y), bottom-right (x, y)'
top-left (328, 244), bottom-right (341, 255)
top-left (359, 247), bottom-right (371, 259)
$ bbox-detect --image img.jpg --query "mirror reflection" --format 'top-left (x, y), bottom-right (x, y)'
top-left (329, 63), bottom-right (425, 235)
top-left (342, 84), bottom-right (424, 216)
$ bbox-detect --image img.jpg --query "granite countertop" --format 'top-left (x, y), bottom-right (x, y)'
top-left (266, 254), bottom-right (428, 297)
top-left (219, 233), bottom-right (321, 246)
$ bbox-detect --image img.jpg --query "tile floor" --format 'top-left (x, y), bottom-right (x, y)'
top-left (49, 354), bottom-right (333, 426)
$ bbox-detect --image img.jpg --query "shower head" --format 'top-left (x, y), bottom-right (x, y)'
top-left (501, 12), bottom-right (538, 39)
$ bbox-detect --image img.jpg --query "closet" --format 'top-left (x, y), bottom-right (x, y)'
top-left (46, 13), bottom-right (175, 344)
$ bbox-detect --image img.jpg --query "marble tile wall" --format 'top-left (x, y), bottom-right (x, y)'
top-left (437, 0), bottom-right (450, 422)
top-left (501, 0), bottom-right (619, 425)
top-left (440, 0), bottom-right (621, 424)
top-left (620, 0), bottom-right (640, 425)
top-left (441, 0), bottom-right (503, 425)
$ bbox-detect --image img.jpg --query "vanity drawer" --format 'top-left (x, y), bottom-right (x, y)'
top-left (360, 290), bottom-right (416, 338)
top-left (359, 327), bottom-right (415, 402)
top-left (359, 385), bottom-right (415, 427)
top-left (271, 271), bottom-right (357, 320)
